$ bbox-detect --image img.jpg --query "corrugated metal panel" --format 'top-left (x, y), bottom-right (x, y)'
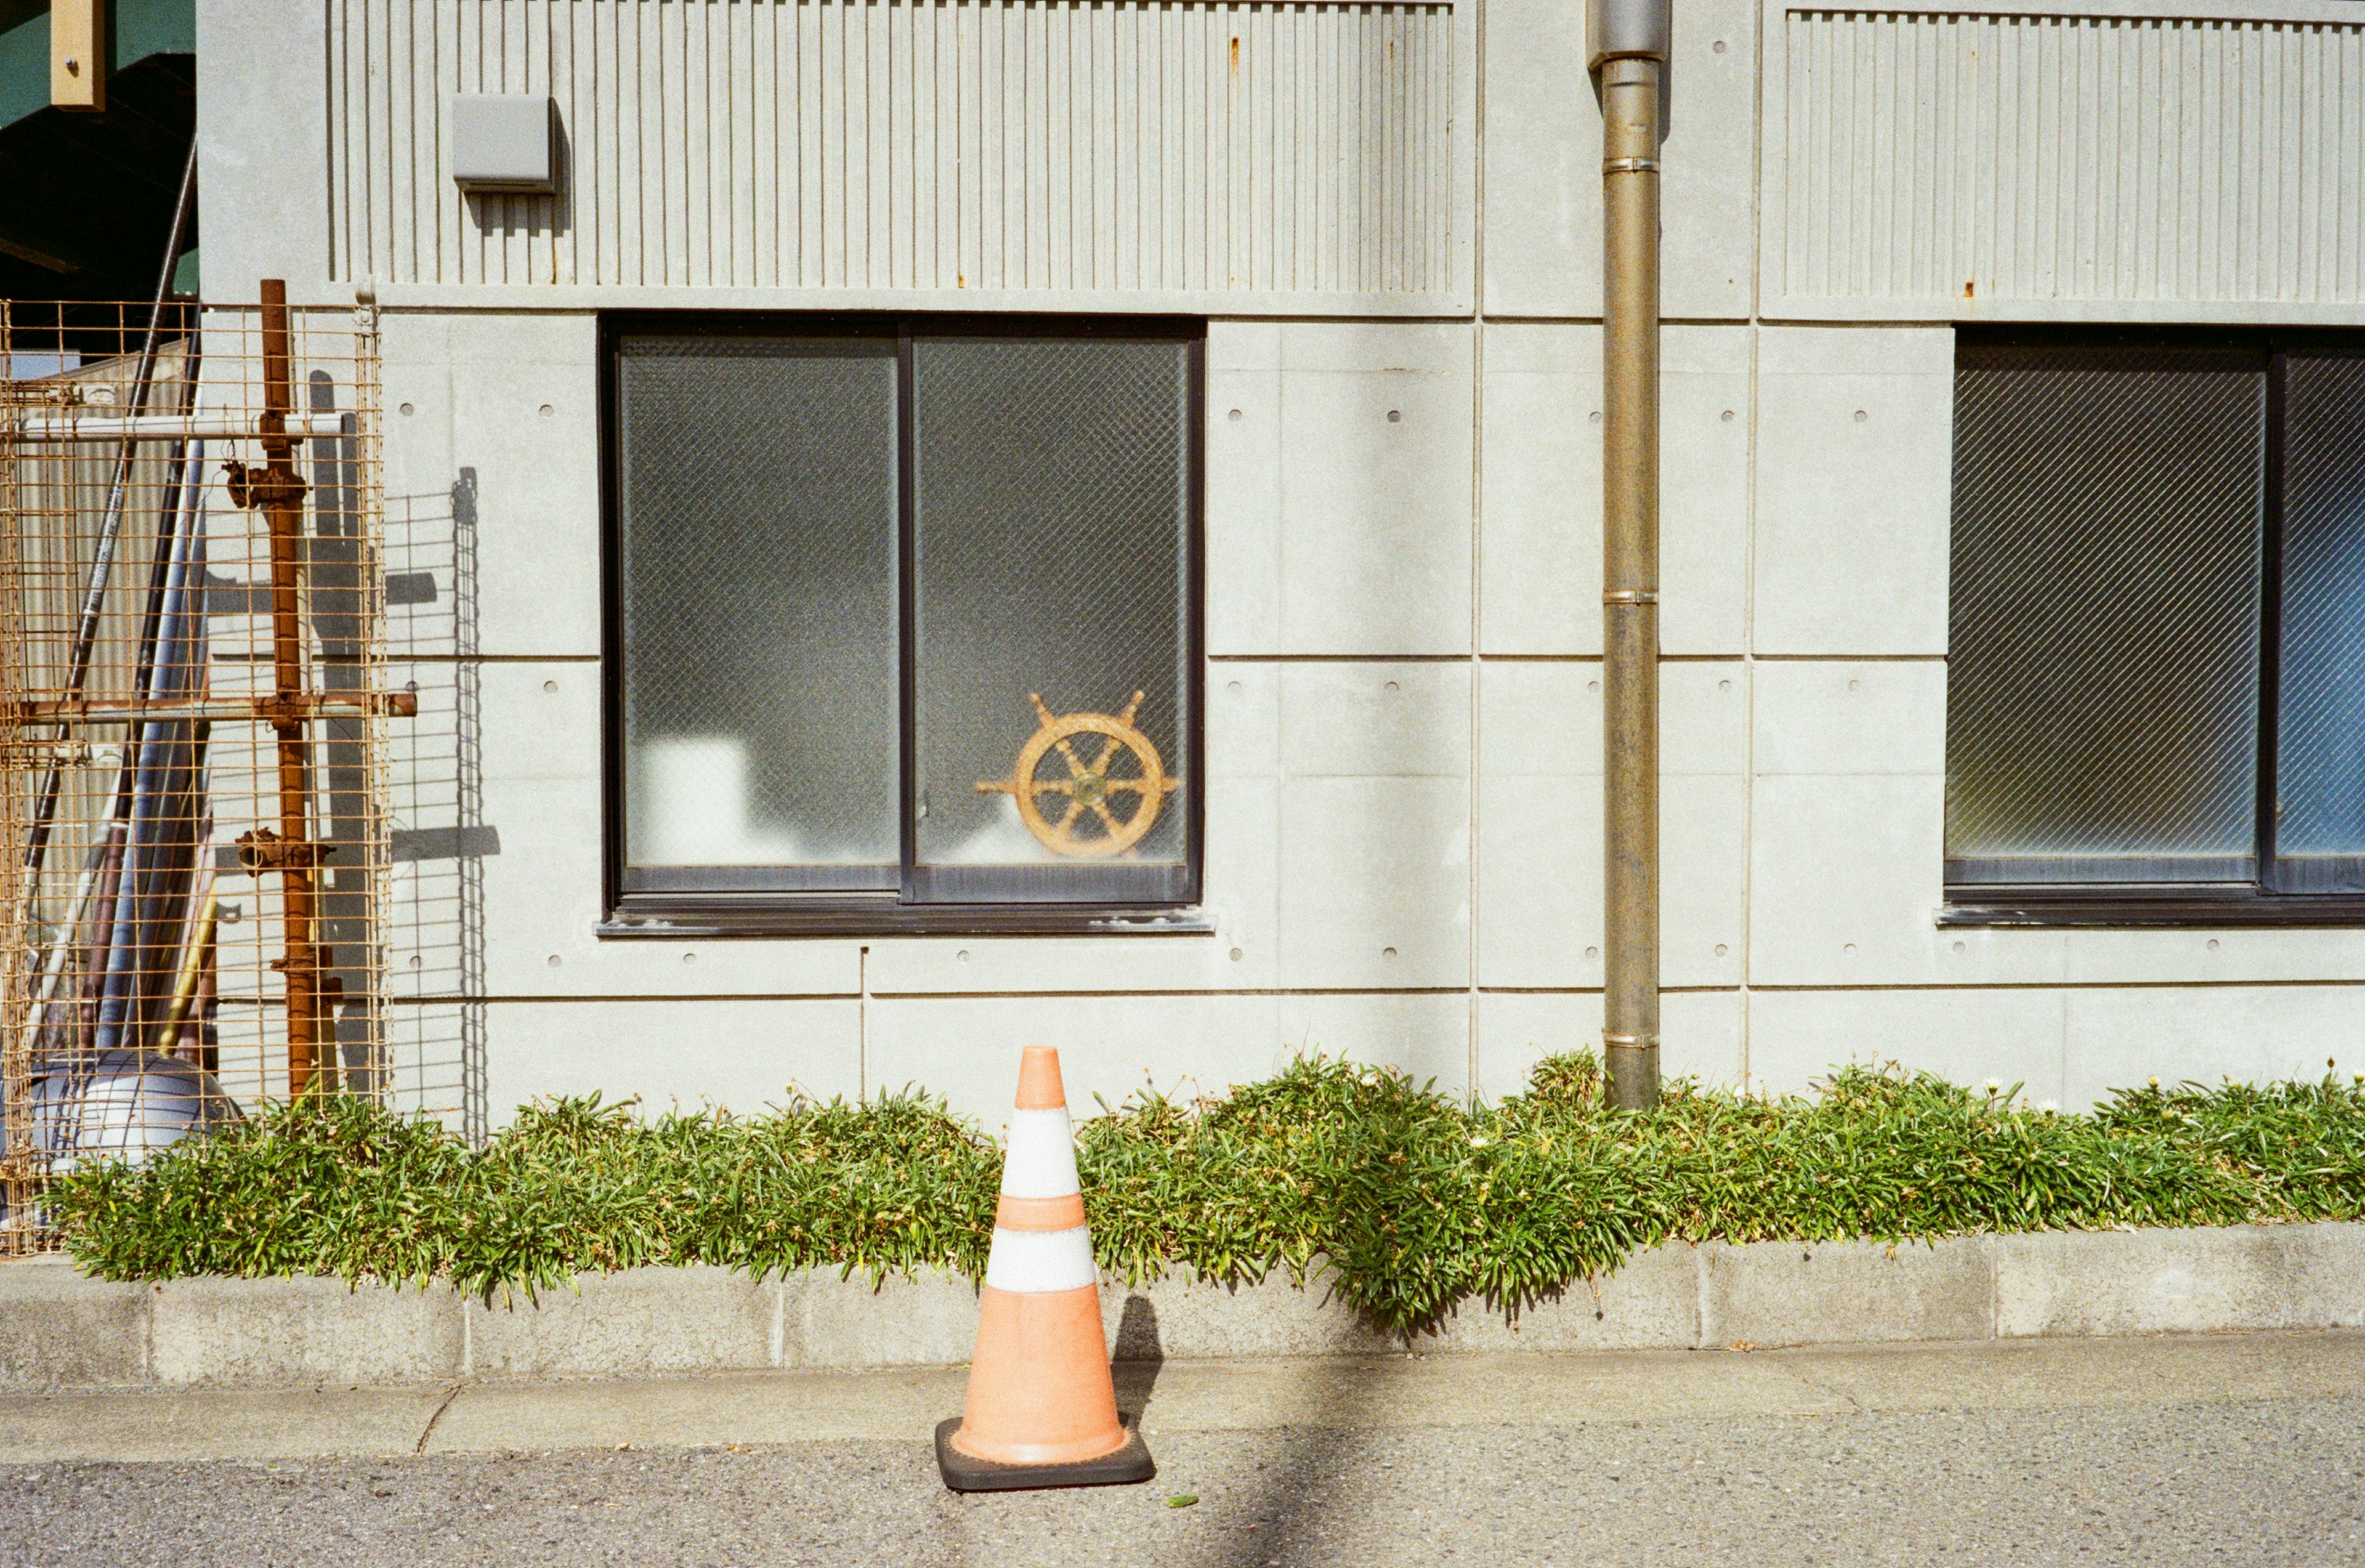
top-left (326, 0), bottom-right (1458, 299)
top-left (1766, 6), bottom-right (2365, 317)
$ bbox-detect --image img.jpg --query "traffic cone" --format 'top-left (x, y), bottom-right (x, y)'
top-left (935, 1046), bottom-right (1155, 1492)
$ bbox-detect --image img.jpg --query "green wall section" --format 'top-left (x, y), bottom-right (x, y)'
top-left (0, 0), bottom-right (194, 134)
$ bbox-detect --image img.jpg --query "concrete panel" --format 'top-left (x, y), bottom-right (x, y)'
top-left (1481, 0), bottom-right (1598, 318)
top-left (1479, 323), bottom-right (1598, 656)
top-left (1205, 357), bottom-right (1284, 655)
top-left (1280, 777), bottom-right (1471, 988)
top-left (864, 992), bottom-right (1468, 1128)
top-left (1478, 663), bottom-right (1744, 988)
top-left (865, 993), bottom-right (1292, 1127)
top-left (443, 316), bottom-right (604, 658)
top-left (479, 998), bottom-right (864, 1124)
top-left (196, 0), bottom-right (331, 302)
top-left (2060, 928), bottom-right (2365, 989)
top-left (1744, 988), bottom-right (2070, 1107)
top-left (1748, 774), bottom-right (2069, 987)
top-left (381, 314), bottom-right (604, 658)
top-left (1659, 329), bottom-right (1755, 653)
top-left (1281, 661), bottom-right (1469, 779)
top-left (466, 1266), bottom-right (776, 1379)
top-left (1701, 1237), bottom-right (1995, 1348)
top-left (1261, 324), bottom-right (1473, 656)
top-left (1478, 0), bottom-right (1752, 321)
top-left (0, 1260), bottom-right (148, 1391)
top-left (1477, 990), bottom-right (1746, 1104)
top-left (2061, 988), bottom-right (2365, 1111)
top-left (1272, 659), bottom-right (1471, 989)
top-left (1997, 1224), bottom-right (2365, 1340)
top-left (1274, 992), bottom-right (1475, 1102)
top-left (1754, 328), bottom-right (1954, 655)
top-left (1482, 323), bottom-right (1749, 657)
top-left (148, 1277), bottom-right (463, 1388)
top-left (1752, 661), bottom-right (1949, 777)
top-left (1660, 0), bottom-right (1758, 321)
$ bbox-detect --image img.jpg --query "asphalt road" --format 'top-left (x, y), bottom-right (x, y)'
top-left (7, 1336), bottom-right (2362, 1566)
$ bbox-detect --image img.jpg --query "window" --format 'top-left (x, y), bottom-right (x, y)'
top-left (604, 318), bottom-right (1202, 931)
top-left (1943, 330), bottom-right (2365, 923)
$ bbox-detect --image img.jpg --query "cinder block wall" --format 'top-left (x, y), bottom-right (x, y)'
top-left (192, 0), bottom-right (2365, 1129)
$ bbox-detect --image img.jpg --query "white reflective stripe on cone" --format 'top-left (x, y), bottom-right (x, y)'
top-left (1001, 1107), bottom-right (1081, 1197)
top-left (982, 1226), bottom-right (1099, 1293)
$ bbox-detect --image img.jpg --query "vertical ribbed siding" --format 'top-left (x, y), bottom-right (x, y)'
top-left (1773, 9), bottom-right (2365, 309)
top-left (326, 0), bottom-right (1457, 298)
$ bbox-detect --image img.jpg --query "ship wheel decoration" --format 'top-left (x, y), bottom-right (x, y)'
top-left (976, 690), bottom-right (1183, 859)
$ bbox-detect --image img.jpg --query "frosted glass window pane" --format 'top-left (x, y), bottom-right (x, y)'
top-left (2272, 355), bottom-right (2365, 889)
top-left (616, 336), bottom-right (899, 890)
top-left (908, 335), bottom-right (1193, 903)
top-left (1946, 345), bottom-right (2266, 884)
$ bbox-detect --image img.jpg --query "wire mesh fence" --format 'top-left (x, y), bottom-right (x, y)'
top-left (0, 294), bottom-right (413, 1247)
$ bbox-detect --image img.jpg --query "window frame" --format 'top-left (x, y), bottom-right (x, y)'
top-left (595, 311), bottom-right (1208, 939)
top-left (1941, 324), bottom-right (2365, 929)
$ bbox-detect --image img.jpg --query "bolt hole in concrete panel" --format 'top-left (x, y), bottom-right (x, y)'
top-left (1382, 947), bottom-right (1399, 961)
top-left (540, 404), bottom-right (554, 418)
top-left (1227, 408), bottom-right (1242, 422)
top-left (1854, 409), bottom-right (1869, 423)
top-left (450, 94), bottom-right (557, 193)
top-left (1387, 409), bottom-right (1401, 423)
top-left (543, 679), bottom-right (558, 693)
top-left (1229, 947), bottom-right (1243, 962)
top-left (399, 402), bottom-right (414, 416)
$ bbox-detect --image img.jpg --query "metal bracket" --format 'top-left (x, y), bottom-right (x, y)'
top-left (1601, 589), bottom-right (1659, 605)
top-left (1601, 158), bottom-right (1661, 176)
top-left (232, 829), bottom-right (336, 876)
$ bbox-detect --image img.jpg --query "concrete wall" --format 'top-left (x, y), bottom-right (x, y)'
top-left (193, 0), bottom-right (2365, 1130)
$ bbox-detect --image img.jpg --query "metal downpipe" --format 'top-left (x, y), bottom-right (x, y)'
top-left (1591, 2), bottom-right (1667, 1111)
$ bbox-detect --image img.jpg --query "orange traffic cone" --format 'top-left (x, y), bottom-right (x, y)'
top-left (936, 1046), bottom-right (1155, 1492)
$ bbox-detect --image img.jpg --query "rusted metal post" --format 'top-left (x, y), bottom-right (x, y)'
top-left (1591, 1), bottom-right (1668, 1111)
top-left (256, 279), bottom-right (325, 1093)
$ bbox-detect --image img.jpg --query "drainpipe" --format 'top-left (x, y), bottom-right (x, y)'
top-left (1590, 0), bottom-right (1668, 1111)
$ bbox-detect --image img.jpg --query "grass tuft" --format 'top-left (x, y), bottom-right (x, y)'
top-left (47, 1055), bottom-right (2365, 1331)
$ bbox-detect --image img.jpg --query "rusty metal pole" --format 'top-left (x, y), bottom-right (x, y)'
top-left (256, 279), bottom-right (325, 1093)
top-left (1591, 1), bottom-right (1668, 1111)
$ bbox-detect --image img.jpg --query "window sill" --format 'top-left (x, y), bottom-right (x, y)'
top-left (598, 897), bottom-right (1218, 939)
top-left (1939, 887), bottom-right (2365, 928)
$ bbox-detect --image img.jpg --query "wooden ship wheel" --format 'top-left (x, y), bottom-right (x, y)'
top-left (976, 690), bottom-right (1182, 859)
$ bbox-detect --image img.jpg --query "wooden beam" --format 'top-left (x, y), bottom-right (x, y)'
top-left (51, 0), bottom-right (105, 113)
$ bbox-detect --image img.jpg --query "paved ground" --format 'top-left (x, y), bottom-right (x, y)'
top-left (4, 1334), bottom-right (2361, 1566)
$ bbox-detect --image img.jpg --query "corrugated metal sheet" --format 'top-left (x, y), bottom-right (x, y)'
top-left (1766, 6), bottom-right (2365, 317)
top-left (326, 0), bottom-right (1458, 299)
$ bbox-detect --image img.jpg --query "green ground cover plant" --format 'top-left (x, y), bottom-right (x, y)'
top-left (47, 1054), bottom-right (2365, 1331)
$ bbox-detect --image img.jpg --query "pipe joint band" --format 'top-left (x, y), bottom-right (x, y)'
top-left (1601, 157), bottom-right (1661, 176)
top-left (1602, 589), bottom-right (1659, 605)
top-left (1601, 1032), bottom-right (1660, 1049)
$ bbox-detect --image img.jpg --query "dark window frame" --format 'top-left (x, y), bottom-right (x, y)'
top-left (595, 311), bottom-right (1209, 939)
top-left (1943, 324), bottom-right (2365, 929)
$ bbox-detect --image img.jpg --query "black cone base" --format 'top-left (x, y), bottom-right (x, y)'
top-left (934, 1417), bottom-right (1156, 1493)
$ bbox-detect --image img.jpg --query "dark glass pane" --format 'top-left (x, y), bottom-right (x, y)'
top-left (2272, 355), bottom-right (2365, 891)
top-left (1946, 344), bottom-right (2266, 885)
top-left (616, 335), bottom-right (899, 891)
top-left (908, 334), bottom-right (1194, 903)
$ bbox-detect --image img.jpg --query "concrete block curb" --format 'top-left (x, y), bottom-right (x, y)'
top-left (4, 1221), bottom-right (2361, 1392)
